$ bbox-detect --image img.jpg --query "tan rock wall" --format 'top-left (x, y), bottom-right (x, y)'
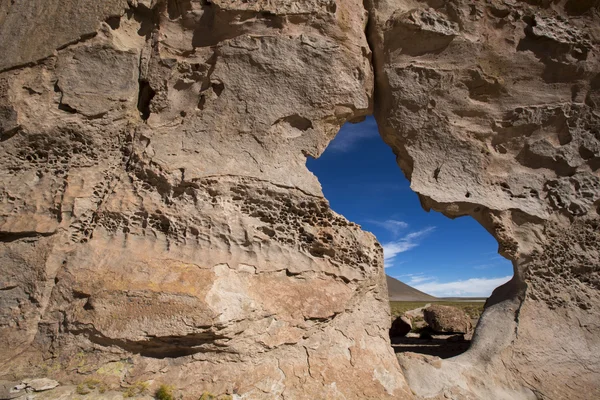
top-left (0, 0), bottom-right (599, 399)
top-left (0, 1), bottom-right (410, 398)
top-left (367, 0), bottom-right (600, 398)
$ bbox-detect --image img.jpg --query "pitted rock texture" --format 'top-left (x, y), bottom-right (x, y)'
top-left (368, 0), bottom-right (600, 398)
top-left (0, 1), bottom-right (409, 399)
top-left (0, 0), bottom-right (599, 399)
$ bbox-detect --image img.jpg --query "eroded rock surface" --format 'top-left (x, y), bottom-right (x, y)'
top-left (368, 0), bottom-right (600, 398)
top-left (0, 1), bottom-right (408, 398)
top-left (0, 0), bottom-right (599, 399)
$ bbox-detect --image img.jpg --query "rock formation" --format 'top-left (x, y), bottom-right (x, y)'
top-left (0, 1), bottom-right (409, 398)
top-left (390, 315), bottom-right (412, 337)
top-left (368, 0), bottom-right (600, 399)
top-left (423, 305), bottom-right (472, 334)
top-left (0, 0), bottom-right (598, 399)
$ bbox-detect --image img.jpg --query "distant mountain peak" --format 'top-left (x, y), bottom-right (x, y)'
top-left (386, 275), bottom-right (438, 301)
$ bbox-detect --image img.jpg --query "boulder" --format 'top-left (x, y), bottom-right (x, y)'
top-left (390, 315), bottom-right (412, 337)
top-left (25, 378), bottom-right (59, 392)
top-left (0, 381), bottom-right (25, 400)
top-left (423, 305), bottom-right (472, 334)
top-left (404, 303), bottom-right (430, 320)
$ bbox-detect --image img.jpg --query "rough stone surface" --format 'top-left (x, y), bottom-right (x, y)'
top-left (0, 0), bottom-right (129, 71)
top-left (389, 315), bottom-right (412, 337)
top-left (423, 305), bottom-right (472, 334)
top-left (0, 0), bottom-right (599, 399)
top-left (25, 378), bottom-right (60, 392)
top-left (0, 381), bottom-right (24, 400)
top-left (367, 0), bottom-right (600, 399)
top-left (0, 1), bottom-right (408, 399)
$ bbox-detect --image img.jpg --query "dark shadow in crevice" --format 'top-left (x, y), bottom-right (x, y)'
top-left (105, 15), bottom-right (121, 30)
top-left (167, 0), bottom-right (192, 20)
top-left (58, 103), bottom-right (78, 114)
top-left (137, 80), bottom-right (156, 121)
top-left (391, 336), bottom-right (470, 359)
top-left (275, 114), bottom-right (313, 131)
top-left (69, 324), bottom-right (230, 359)
top-left (565, 0), bottom-right (599, 15)
top-left (125, 1), bottom-right (162, 40)
top-left (0, 231), bottom-right (56, 242)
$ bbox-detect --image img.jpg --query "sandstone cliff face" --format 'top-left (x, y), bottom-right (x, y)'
top-left (367, 0), bottom-right (600, 399)
top-left (0, 0), bottom-right (599, 399)
top-left (0, 1), bottom-right (409, 398)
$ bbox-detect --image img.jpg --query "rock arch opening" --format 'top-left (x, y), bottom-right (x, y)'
top-left (306, 116), bottom-right (515, 360)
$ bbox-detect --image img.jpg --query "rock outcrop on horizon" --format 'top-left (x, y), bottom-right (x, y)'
top-left (0, 0), bottom-right (599, 399)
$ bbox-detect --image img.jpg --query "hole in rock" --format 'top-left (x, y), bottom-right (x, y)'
top-left (306, 116), bottom-right (514, 359)
top-left (105, 16), bottom-right (121, 30)
top-left (58, 103), bottom-right (78, 114)
top-left (137, 80), bottom-right (156, 121)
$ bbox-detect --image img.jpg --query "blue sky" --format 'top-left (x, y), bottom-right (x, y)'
top-left (306, 116), bottom-right (513, 297)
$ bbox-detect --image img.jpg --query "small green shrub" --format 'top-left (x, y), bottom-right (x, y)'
top-left (124, 381), bottom-right (149, 398)
top-left (76, 383), bottom-right (91, 395)
top-left (85, 379), bottom-right (100, 389)
top-left (155, 384), bottom-right (175, 400)
top-left (83, 378), bottom-right (107, 393)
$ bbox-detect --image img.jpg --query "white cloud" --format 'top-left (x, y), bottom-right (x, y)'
top-left (327, 118), bottom-right (379, 152)
top-left (382, 227), bottom-right (435, 268)
top-left (367, 219), bottom-right (409, 236)
top-left (413, 276), bottom-right (512, 298)
top-left (393, 272), bottom-right (425, 283)
top-left (406, 275), bottom-right (435, 284)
